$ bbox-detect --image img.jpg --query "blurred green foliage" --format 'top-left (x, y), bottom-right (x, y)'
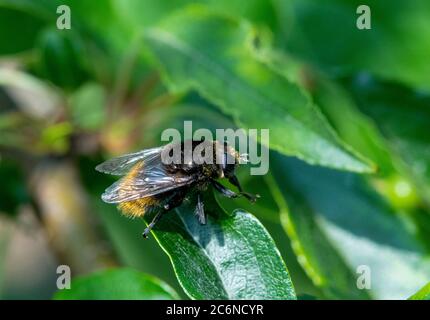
top-left (0, 160), bottom-right (29, 216)
top-left (1, 0), bottom-right (430, 300)
top-left (54, 268), bottom-right (179, 300)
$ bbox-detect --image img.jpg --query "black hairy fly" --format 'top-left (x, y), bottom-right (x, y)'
top-left (96, 140), bottom-right (259, 238)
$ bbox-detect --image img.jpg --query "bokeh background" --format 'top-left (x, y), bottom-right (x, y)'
top-left (1, 0), bottom-right (430, 300)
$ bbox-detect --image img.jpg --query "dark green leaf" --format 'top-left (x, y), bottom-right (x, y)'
top-left (114, 0), bottom-right (278, 31)
top-left (347, 77), bottom-right (430, 206)
top-left (60, 0), bottom-right (130, 51)
top-left (54, 268), bottom-right (179, 300)
top-left (269, 153), bottom-right (430, 299)
top-left (312, 78), bottom-right (395, 176)
top-left (0, 223), bottom-right (11, 298)
top-left (0, 5), bottom-right (48, 54)
top-left (149, 191), bottom-right (296, 300)
top-left (284, 0), bottom-right (430, 91)
top-left (139, 103), bottom-right (236, 146)
top-left (0, 160), bottom-right (30, 216)
top-left (36, 28), bottom-right (90, 89)
top-left (215, 171), bottom-right (324, 298)
top-left (143, 6), bottom-right (372, 173)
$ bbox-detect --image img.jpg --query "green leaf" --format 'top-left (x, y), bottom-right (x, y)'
top-left (60, 0), bottom-right (130, 51)
top-left (53, 268), bottom-right (179, 300)
top-left (114, 0), bottom-right (278, 30)
top-left (269, 153), bottom-right (430, 299)
top-left (284, 0), bottom-right (430, 91)
top-left (139, 103), bottom-right (237, 146)
top-left (143, 6), bottom-right (373, 173)
top-left (347, 77), bottom-right (430, 206)
top-left (36, 28), bottom-right (90, 89)
top-left (0, 4), bottom-right (48, 55)
top-left (0, 0), bottom-right (129, 57)
top-left (312, 78), bottom-right (395, 176)
top-left (0, 221), bottom-right (12, 298)
top-left (215, 171), bottom-right (324, 298)
top-left (69, 82), bottom-right (106, 130)
top-left (409, 282), bottom-right (430, 300)
top-left (0, 160), bottom-right (30, 216)
top-left (149, 191), bottom-right (296, 300)
top-left (114, 0), bottom-right (192, 29)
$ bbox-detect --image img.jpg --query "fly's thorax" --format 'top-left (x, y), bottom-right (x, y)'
top-left (201, 163), bottom-right (223, 179)
top-left (161, 140), bottom-right (213, 167)
top-left (160, 140), bottom-right (239, 178)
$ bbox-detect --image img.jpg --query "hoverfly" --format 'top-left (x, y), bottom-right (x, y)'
top-left (96, 140), bottom-right (259, 238)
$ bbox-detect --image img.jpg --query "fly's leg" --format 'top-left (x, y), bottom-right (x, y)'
top-left (142, 190), bottom-right (186, 239)
top-left (195, 193), bottom-right (206, 225)
top-left (228, 175), bottom-right (260, 203)
top-left (212, 180), bottom-right (240, 198)
top-left (142, 210), bottom-right (164, 238)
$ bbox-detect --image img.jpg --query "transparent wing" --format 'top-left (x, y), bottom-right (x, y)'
top-left (95, 147), bottom-right (162, 176)
top-left (101, 155), bottom-right (195, 204)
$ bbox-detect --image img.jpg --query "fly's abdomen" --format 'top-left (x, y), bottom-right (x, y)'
top-left (116, 161), bottom-right (158, 218)
top-left (118, 197), bottom-right (159, 218)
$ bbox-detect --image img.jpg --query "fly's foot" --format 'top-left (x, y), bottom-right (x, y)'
top-left (142, 229), bottom-right (150, 239)
top-left (241, 192), bottom-right (260, 203)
